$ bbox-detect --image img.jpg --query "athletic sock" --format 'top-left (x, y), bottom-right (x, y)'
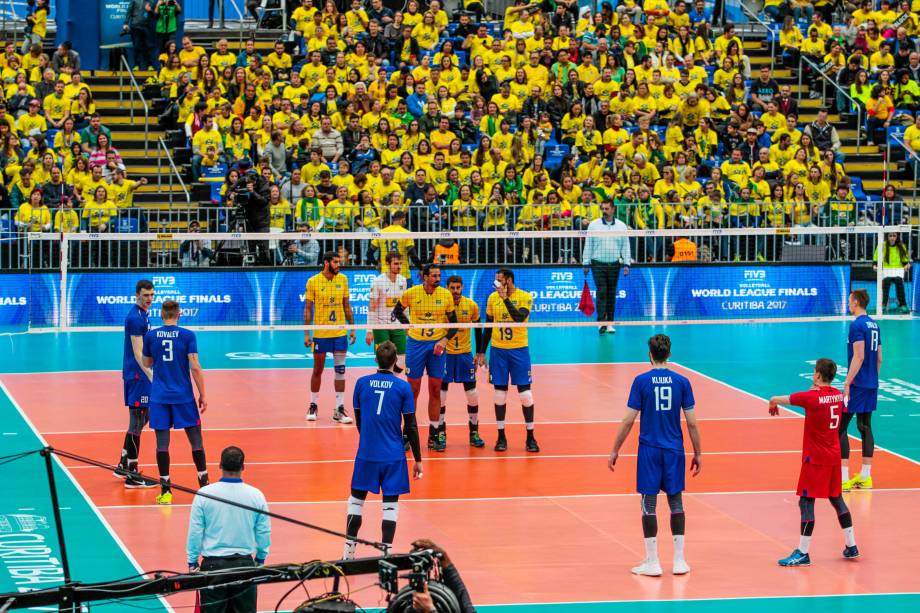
top-left (428, 424), bottom-right (438, 440)
top-left (842, 466), bottom-right (849, 481)
top-left (798, 535), bottom-right (811, 554)
top-left (843, 526), bottom-right (856, 547)
top-left (160, 475), bottom-right (171, 494)
top-left (335, 392), bottom-right (344, 408)
top-left (643, 537), bottom-right (658, 563)
top-left (468, 406), bottom-right (479, 429)
top-left (673, 535), bottom-right (685, 560)
top-left (495, 404), bottom-right (506, 430)
top-left (860, 464), bottom-right (871, 478)
top-left (438, 406), bottom-right (446, 428)
top-left (191, 449), bottom-right (207, 473)
top-left (310, 392), bottom-right (319, 405)
top-left (155, 450), bottom-right (170, 491)
top-left (522, 405), bottom-right (535, 431)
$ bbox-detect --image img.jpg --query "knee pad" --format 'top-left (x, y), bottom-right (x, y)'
top-left (856, 414), bottom-right (871, 435)
top-left (184, 425), bottom-right (204, 451)
top-left (464, 387), bottom-right (479, 405)
top-left (518, 389), bottom-right (534, 406)
top-left (666, 492), bottom-right (684, 514)
top-left (640, 494), bottom-right (657, 516)
top-left (347, 495), bottom-right (365, 516)
top-left (798, 497), bottom-right (816, 522)
top-left (333, 352), bottom-right (347, 380)
top-left (382, 501), bottom-right (399, 522)
top-left (155, 429), bottom-right (171, 452)
top-left (829, 495), bottom-right (849, 516)
top-left (494, 388), bottom-right (507, 405)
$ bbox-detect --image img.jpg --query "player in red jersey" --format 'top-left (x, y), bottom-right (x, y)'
top-left (768, 358), bottom-right (859, 567)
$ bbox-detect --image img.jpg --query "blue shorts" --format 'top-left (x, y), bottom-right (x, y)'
top-left (351, 457), bottom-right (410, 496)
top-left (313, 335), bottom-right (348, 354)
top-left (636, 444), bottom-right (685, 496)
top-left (488, 347), bottom-right (532, 387)
top-left (847, 385), bottom-right (878, 414)
top-left (405, 337), bottom-right (446, 379)
top-left (149, 401), bottom-right (201, 430)
top-left (444, 353), bottom-right (476, 384)
top-left (123, 375), bottom-right (151, 409)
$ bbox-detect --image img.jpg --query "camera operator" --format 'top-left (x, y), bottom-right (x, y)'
top-left (179, 220), bottom-right (215, 267)
top-left (409, 539), bottom-right (475, 613)
top-left (281, 221), bottom-right (320, 266)
top-left (227, 160), bottom-right (272, 264)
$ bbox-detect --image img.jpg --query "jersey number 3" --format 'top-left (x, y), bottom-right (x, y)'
top-left (162, 340), bottom-right (174, 362)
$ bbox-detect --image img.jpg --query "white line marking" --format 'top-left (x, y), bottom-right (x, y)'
top-left (880, 414), bottom-right (895, 417)
top-left (0, 381), bottom-right (175, 613)
top-left (64, 450), bottom-right (802, 470)
top-left (40, 415), bottom-right (799, 436)
top-left (478, 591), bottom-right (920, 608)
top-left (671, 361), bottom-right (920, 469)
top-left (96, 488), bottom-right (920, 510)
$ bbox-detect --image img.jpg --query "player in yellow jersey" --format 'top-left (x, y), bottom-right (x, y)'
top-left (477, 268), bottom-right (539, 453)
top-left (304, 252), bottom-right (357, 424)
top-left (369, 211), bottom-right (422, 280)
top-left (439, 276), bottom-right (486, 449)
top-left (392, 264), bottom-right (459, 452)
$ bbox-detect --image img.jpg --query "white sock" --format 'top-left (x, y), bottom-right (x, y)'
top-left (798, 535), bottom-right (811, 554)
top-left (197, 470), bottom-right (207, 479)
top-left (673, 535), bottom-right (685, 560)
top-left (438, 412), bottom-right (446, 427)
top-left (843, 526), bottom-right (856, 547)
top-left (468, 411), bottom-right (479, 426)
top-left (311, 392), bottom-right (319, 404)
top-left (842, 466), bottom-right (849, 481)
top-left (342, 540), bottom-right (356, 560)
top-left (496, 420), bottom-right (505, 429)
top-left (644, 537), bottom-right (658, 563)
top-left (861, 464), bottom-right (871, 478)
top-left (335, 392), bottom-right (344, 408)
top-left (526, 422), bottom-right (535, 431)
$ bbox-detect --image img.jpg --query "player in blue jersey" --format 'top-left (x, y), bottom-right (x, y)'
top-left (608, 334), bottom-right (702, 577)
top-left (142, 300), bottom-right (209, 506)
top-left (841, 289), bottom-right (882, 491)
top-left (342, 341), bottom-right (422, 559)
top-left (115, 279), bottom-right (157, 489)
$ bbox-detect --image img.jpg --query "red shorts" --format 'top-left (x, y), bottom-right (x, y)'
top-left (797, 462), bottom-right (842, 498)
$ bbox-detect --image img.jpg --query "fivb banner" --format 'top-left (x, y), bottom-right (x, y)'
top-left (0, 274), bottom-right (59, 329)
top-left (59, 268), bottom-right (600, 327)
top-left (614, 264), bottom-right (851, 320)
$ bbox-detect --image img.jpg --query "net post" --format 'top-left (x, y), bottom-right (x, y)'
top-left (875, 227), bottom-right (884, 318)
top-left (39, 448), bottom-right (72, 586)
top-left (59, 235), bottom-right (69, 332)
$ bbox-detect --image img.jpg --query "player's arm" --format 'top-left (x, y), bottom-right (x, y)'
top-left (142, 334), bottom-right (154, 369)
top-left (342, 294), bottom-right (357, 344)
top-left (480, 315), bottom-right (494, 352)
top-left (352, 386), bottom-right (361, 431)
top-left (684, 409), bottom-right (702, 476)
top-left (876, 343), bottom-right (883, 374)
top-left (391, 299), bottom-right (410, 324)
top-left (502, 296), bottom-right (530, 322)
top-left (131, 335), bottom-right (154, 381)
top-left (366, 283), bottom-right (380, 345)
top-left (440, 310), bottom-right (459, 347)
top-left (768, 394), bottom-right (792, 416)
top-left (303, 298), bottom-right (314, 347)
top-left (844, 339), bottom-right (864, 397)
top-left (607, 407), bottom-right (640, 471)
top-left (189, 353), bottom-right (208, 413)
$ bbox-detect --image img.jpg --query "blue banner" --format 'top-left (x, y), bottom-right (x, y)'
top-left (7, 264), bottom-right (850, 328)
top-left (913, 263), bottom-right (919, 313)
top-left (100, 0), bottom-right (132, 47)
top-left (615, 265), bottom-right (850, 320)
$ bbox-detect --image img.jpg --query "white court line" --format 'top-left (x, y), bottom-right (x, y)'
top-left (40, 415), bottom-right (801, 436)
top-left (0, 381), bottom-right (175, 613)
top-left (96, 487), bottom-right (920, 510)
top-left (63, 449), bottom-right (802, 470)
top-left (671, 361), bottom-right (920, 469)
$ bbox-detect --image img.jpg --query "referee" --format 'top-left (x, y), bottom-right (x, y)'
top-left (582, 201), bottom-right (632, 335)
top-left (187, 446), bottom-right (271, 613)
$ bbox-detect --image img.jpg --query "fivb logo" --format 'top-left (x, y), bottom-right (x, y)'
top-left (550, 272), bottom-right (574, 282)
top-left (353, 274), bottom-right (377, 284)
top-left (743, 270), bottom-right (767, 280)
top-left (153, 275), bottom-right (176, 286)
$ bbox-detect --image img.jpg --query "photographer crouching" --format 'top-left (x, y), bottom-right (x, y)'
top-left (226, 159), bottom-right (272, 265)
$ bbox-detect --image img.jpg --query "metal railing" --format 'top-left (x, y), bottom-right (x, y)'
top-left (886, 131), bottom-right (920, 201)
top-left (740, 1), bottom-right (776, 71)
top-left (3, 204), bottom-right (916, 271)
top-left (118, 55), bottom-right (151, 155)
top-left (798, 54), bottom-right (863, 151)
top-left (225, 0), bottom-right (246, 48)
top-left (157, 137), bottom-right (191, 204)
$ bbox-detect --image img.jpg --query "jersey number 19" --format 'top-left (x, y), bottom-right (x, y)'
top-left (654, 386), bottom-right (671, 412)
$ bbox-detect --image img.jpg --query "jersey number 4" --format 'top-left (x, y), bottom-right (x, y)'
top-left (162, 340), bottom-right (174, 362)
top-left (654, 386), bottom-right (672, 412)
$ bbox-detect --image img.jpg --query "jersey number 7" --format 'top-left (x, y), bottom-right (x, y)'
top-left (375, 390), bottom-right (386, 415)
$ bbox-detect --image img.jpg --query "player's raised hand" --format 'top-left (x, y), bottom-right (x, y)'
top-left (607, 451), bottom-right (618, 472)
top-left (198, 395), bottom-right (208, 414)
top-left (690, 453), bottom-right (701, 476)
top-left (349, 330), bottom-right (357, 345)
top-left (413, 461), bottom-right (423, 480)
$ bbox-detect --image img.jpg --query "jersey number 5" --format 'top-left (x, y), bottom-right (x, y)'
top-left (162, 339), bottom-right (174, 362)
top-left (829, 404), bottom-right (840, 430)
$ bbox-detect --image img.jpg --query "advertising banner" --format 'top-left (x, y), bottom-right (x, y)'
top-left (913, 263), bottom-right (919, 313)
top-left (0, 273), bottom-right (58, 329)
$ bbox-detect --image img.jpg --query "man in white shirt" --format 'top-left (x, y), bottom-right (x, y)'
top-left (582, 201), bottom-right (632, 335)
top-left (366, 252), bottom-right (408, 372)
top-left (187, 446), bottom-right (271, 612)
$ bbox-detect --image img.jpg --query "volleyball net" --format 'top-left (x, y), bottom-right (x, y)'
top-left (2, 225), bottom-right (916, 331)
